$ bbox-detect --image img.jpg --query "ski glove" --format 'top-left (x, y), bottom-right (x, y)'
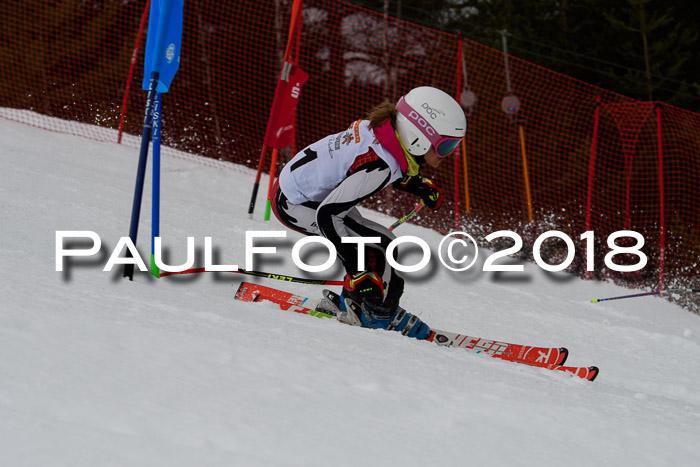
top-left (394, 175), bottom-right (443, 211)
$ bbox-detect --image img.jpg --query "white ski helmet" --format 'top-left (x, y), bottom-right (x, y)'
top-left (395, 86), bottom-right (466, 157)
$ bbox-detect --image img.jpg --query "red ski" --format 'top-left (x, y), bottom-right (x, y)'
top-left (234, 282), bottom-right (598, 381)
top-left (235, 281), bottom-right (335, 319)
top-left (426, 330), bottom-right (568, 366)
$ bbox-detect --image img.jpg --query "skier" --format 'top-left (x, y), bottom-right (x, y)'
top-left (271, 86), bottom-right (466, 339)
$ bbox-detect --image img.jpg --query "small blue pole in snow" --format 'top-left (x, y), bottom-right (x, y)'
top-left (124, 0), bottom-right (182, 280)
top-left (591, 290), bottom-right (660, 303)
top-left (592, 287), bottom-right (700, 303)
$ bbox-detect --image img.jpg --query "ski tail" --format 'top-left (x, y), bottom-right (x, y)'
top-left (235, 281), bottom-right (333, 319)
top-left (530, 363), bottom-right (599, 381)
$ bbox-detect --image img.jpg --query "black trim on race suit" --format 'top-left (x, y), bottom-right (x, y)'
top-left (316, 156), bottom-right (392, 274)
top-left (272, 180), bottom-right (319, 236)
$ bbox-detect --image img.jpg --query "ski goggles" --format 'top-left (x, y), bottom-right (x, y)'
top-left (396, 97), bottom-right (463, 157)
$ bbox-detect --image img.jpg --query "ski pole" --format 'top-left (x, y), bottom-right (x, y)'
top-left (159, 267), bottom-right (347, 286)
top-left (389, 203), bottom-right (425, 231)
top-left (591, 287), bottom-right (700, 303)
top-left (591, 290), bottom-right (660, 303)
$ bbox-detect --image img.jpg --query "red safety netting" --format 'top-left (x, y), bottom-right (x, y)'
top-left (1, 0), bottom-right (698, 304)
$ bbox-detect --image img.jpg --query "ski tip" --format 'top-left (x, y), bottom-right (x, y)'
top-left (588, 366), bottom-right (600, 381)
top-left (558, 347), bottom-right (569, 366)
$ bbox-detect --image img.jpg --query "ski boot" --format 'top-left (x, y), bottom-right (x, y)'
top-left (344, 299), bottom-right (432, 340)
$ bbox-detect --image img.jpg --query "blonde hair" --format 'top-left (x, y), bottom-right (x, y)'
top-left (366, 102), bottom-right (397, 130)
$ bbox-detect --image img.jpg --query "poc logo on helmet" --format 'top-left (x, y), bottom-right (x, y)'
top-left (421, 102), bottom-right (438, 119)
top-left (408, 110), bottom-right (436, 136)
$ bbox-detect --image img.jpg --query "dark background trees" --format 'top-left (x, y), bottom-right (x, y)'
top-left (348, 0), bottom-right (700, 112)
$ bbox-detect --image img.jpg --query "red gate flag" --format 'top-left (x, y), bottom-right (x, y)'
top-left (263, 60), bottom-right (309, 150)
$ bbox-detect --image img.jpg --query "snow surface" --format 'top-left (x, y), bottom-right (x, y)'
top-left (2, 115), bottom-right (700, 467)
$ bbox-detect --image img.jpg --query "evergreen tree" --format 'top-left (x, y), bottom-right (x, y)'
top-left (602, 0), bottom-right (698, 107)
top-left (362, 0), bottom-right (700, 111)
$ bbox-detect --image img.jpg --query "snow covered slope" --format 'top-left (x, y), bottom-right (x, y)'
top-left (2, 116), bottom-right (700, 467)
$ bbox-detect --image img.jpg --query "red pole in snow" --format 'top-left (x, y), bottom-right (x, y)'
top-left (452, 38), bottom-right (464, 230)
top-left (248, 0), bottom-right (305, 218)
top-left (585, 96), bottom-right (601, 280)
top-left (655, 103), bottom-right (666, 291)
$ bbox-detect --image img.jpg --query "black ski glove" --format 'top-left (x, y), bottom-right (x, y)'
top-left (394, 175), bottom-right (443, 211)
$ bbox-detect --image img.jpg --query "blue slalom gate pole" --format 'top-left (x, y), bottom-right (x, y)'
top-left (124, 72), bottom-right (160, 280)
top-left (150, 92), bottom-right (162, 277)
top-left (123, 0), bottom-right (182, 280)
